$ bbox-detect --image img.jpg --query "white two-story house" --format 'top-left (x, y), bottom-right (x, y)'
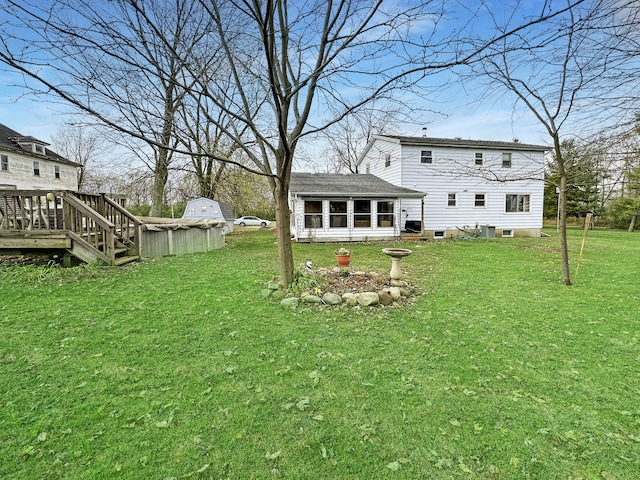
top-left (357, 135), bottom-right (548, 238)
top-left (0, 123), bottom-right (80, 191)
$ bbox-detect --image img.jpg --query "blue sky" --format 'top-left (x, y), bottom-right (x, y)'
top-left (0, 0), bottom-right (569, 150)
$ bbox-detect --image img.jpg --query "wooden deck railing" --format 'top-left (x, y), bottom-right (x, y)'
top-left (0, 189), bottom-right (141, 263)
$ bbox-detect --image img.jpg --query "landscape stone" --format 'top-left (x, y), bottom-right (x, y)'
top-left (302, 294), bottom-right (323, 304)
top-left (280, 297), bottom-right (299, 308)
top-left (389, 286), bottom-right (402, 300)
top-left (357, 292), bottom-right (379, 306)
top-left (322, 292), bottom-right (343, 305)
top-left (377, 290), bottom-right (393, 305)
top-left (342, 293), bottom-right (358, 306)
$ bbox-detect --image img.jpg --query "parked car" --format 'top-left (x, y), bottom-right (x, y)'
top-left (234, 216), bottom-right (271, 227)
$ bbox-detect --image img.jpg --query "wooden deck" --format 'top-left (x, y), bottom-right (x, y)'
top-left (0, 190), bottom-right (142, 266)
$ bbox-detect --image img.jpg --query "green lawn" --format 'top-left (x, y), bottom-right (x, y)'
top-left (1, 227), bottom-right (638, 479)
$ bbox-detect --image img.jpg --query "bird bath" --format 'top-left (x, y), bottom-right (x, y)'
top-left (382, 248), bottom-right (412, 285)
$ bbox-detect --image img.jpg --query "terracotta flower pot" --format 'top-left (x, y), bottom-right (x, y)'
top-left (335, 255), bottom-right (351, 267)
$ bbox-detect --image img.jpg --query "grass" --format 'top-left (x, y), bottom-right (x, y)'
top-left (1, 227), bottom-right (638, 479)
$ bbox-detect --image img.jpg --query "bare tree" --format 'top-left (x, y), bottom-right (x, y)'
top-left (0, 0), bottom-right (589, 285)
top-left (465, 0), bottom-right (640, 285)
top-left (51, 125), bottom-right (105, 190)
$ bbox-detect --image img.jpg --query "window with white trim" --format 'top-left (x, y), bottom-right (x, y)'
top-left (474, 193), bottom-right (486, 207)
top-left (384, 154), bottom-right (391, 168)
top-left (304, 200), bottom-right (323, 228)
top-left (474, 152), bottom-right (483, 166)
top-left (447, 193), bottom-right (457, 207)
top-left (502, 229), bottom-right (514, 238)
top-left (354, 199), bottom-right (371, 228)
top-left (420, 150), bottom-right (433, 164)
top-left (502, 152), bottom-right (512, 168)
top-left (377, 200), bottom-right (394, 227)
top-left (329, 201), bottom-right (347, 228)
top-left (33, 161), bottom-right (40, 176)
top-left (1, 154), bottom-right (7, 171)
top-left (505, 194), bottom-right (530, 212)
top-left (54, 165), bottom-right (61, 179)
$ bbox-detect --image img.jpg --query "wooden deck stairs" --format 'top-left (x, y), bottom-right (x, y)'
top-left (0, 190), bottom-right (142, 266)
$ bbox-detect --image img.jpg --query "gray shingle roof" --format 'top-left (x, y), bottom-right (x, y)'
top-left (0, 123), bottom-right (80, 166)
top-left (290, 173), bottom-right (424, 197)
top-left (375, 134), bottom-right (548, 152)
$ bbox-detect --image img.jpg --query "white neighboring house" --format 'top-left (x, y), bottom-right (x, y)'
top-left (289, 172), bottom-right (425, 242)
top-left (0, 123), bottom-right (80, 191)
top-left (357, 135), bottom-right (548, 238)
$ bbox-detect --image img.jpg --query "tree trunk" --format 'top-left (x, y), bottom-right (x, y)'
top-left (150, 149), bottom-right (169, 217)
top-left (273, 182), bottom-right (294, 287)
top-left (558, 171), bottom-right (572, 286)
top-left (629, 214), bottom-right (637, 232)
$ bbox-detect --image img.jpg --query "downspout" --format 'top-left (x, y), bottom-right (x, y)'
top-left (421, 197), bottom-right (425, 236)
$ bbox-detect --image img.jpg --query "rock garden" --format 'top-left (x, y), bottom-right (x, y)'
top-left (263, 266), bottom-right (417, 308)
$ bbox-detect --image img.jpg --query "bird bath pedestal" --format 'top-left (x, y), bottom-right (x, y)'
top-left (382, 248), bottom-right (412, 285)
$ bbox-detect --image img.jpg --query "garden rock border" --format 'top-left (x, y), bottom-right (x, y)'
top-left (262, 268), bottom-right (415, 308)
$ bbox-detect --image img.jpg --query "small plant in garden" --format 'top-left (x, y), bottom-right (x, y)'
top-left (334, 247), bottom-right (351, 256)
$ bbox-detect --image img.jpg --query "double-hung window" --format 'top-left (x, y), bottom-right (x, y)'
top-left (304, 200), bottom-right (323, 228)
top-left (33, 161), bottom-right (40, 176)
top-left (420, 150), bottom-right (433, 164)
top-left (474, 193), bottom-right (486, 207)
top-left (447, 193), bottom-right (457, 207)
top-left (54, 165), bottom-right (61, 179)
top-left (354, 199), bottom-right (371, 228)
top-left (502, 152), bottom-right (512, 168)
top-left (377, 201), bottom-right (394, 227)
top-left (329, 201), bottom-right (347, 228)
top-left (505, 194), bottom-right (530, 212)
top-left (0, 154), bottom-right (7, 171)
top-left (474, 152), bottom-right (483, 166)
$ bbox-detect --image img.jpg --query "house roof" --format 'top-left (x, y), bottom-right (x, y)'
top-left (0, 123), bottom-right (81, 167)
top-left (373, 134), bottom-right (548, 151)
top-left (184, 197), bottom-right (235, 219)
top-left (290, 173), bottom-right (425, 198)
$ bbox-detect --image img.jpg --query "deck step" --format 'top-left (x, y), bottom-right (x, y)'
top-left (114, 255), bottom-right (139, 266)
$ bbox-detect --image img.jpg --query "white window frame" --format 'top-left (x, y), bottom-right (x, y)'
top-left (33, 160), bottom-right (40, 176)
top-left (474, 193), bottom-right (486, 208)
top-left (433, 230), bottom-right (446, 239)
top-left (420, 150), bottom-right (433, 164)
top-left (384, 154), bottom-right (391, 168)
top-left (329, 200), bottom-right (348, 229)
top-left (447, 193), bottom-right (457, 207)
top-left (304, 200), bottom-right (323, 229)
top-left (474, 152), bottom-right (483, 166)
top-left (54, 165), bottom-right (61, 179)
top-left (376, 200), bottom-right (394, 228)
top-left (505, 194), bottom-right (530, 213)
top-left (502, 229), bottom-right (514, 238)
top-left (502, 152), bottom-right (512, 168)
top-left (0, 154), bottom-right (7, 171)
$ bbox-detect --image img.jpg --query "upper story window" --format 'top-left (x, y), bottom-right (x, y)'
top-left (420, 150), bottom-right (433, 164)
top-left (384, 154), bottom-right (391, 168)
top-left (447, 193), bottom-right (457, 207)
top-left (34, 144), bottom-right (45, 154)
top-left (54, 165), bottom-right (61, 179)
top-left (475, 152), bottom-right (483, 166)
top-left (33, 161), bottom-right (40, 176)
top-left (502, 152), bottom-right (512, 168)
top-left (1, 154), bottom-right (7, 171)
top-left (474, 193), bottom-right (486, 207)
